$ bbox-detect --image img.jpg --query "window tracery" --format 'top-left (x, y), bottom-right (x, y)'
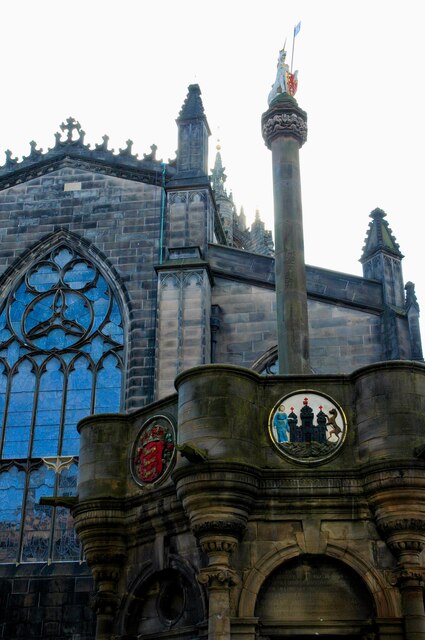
top-left (0, 244), bottom-right (124, 562)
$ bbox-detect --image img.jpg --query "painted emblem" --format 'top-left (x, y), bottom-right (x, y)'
top-left (286, 71), bottom-right (298, 97)
top-left (132, 415), bottom-right (176, 486)
top-left (269, 391), bottom-right (347, 464)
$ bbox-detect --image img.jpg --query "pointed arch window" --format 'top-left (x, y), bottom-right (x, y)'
top-left (0, 244), bottom-right (124, 562)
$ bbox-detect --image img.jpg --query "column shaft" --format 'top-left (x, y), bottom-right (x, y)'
top-left (271, 134), bottom-right (309, 373)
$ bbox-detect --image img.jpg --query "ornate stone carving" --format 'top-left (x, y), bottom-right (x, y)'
top-left (197, 566), bottom-right (239, 588)
top-left (377, 518), bottom-right (425, 563)
top-left (193, 520), bottom-right (246, 538)
top-left (199, 539), bottom-right (237, 556)
top-left (379, 518), bottom-right (425, 534)
top-left (262, 112), bottom-right (307, 148)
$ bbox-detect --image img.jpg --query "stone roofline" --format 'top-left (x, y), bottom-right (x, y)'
top-left (0, 117), bottom-right (177, 191)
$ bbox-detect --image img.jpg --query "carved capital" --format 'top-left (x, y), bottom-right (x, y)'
top-left (386, 567), bottom-right (425, 590)
top-left (377, 518), bottom-right (425, 562)
top-left (197, 566), bottom-right (240, 589)
top-left (262, 111), bottom-right (307, 148)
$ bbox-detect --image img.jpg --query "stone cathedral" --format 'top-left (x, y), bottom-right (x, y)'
top-left (0, 56), bottom-right (424, 640)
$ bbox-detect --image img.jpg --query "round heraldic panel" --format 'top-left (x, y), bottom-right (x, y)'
top-left (269, 391), bottom-right (347, 464)
top-left (131, 415), bottom-right (176, 487)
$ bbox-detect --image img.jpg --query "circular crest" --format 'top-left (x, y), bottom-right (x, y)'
top-left (131, 415), bottom-right (176, 487)
top-left (269, 390), bottom-right (347, 465)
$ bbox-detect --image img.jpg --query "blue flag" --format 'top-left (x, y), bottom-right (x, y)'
top-left (294, 21), bottom-right (301, 37)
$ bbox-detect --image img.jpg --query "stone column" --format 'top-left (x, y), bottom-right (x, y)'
top-left (377, 518), bottom-right (425, 640)
top-left (397, 571), bottom-right (425, 640)
top-left (195, 524), bottom-right (241, 640)
top-left (262, 95), bottom-right (310, 374)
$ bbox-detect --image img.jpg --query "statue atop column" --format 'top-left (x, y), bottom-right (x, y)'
top-left (268, 47), bottom-right (298, 105)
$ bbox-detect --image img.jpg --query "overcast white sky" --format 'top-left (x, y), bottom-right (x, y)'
top-left (1, 0), bottom-right (424, 344)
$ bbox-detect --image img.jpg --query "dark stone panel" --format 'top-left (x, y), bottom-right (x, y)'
top-left (0, 563), bottom-right (95, 639)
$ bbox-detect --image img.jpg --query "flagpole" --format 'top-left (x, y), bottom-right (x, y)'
top-left (291, 25), bottom-right (296, 72)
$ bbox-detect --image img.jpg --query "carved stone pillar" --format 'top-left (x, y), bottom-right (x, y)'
top-left (261, 94), bottom-right (310, 374)
top-left (386, 569), bottom-right (425, 640)
top-left (378, 519), bottom-right (425, 639)
top-left (194, 523), bottom-right (241, 640)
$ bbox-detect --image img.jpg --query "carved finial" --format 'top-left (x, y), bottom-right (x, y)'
top-left (60, 117), bottom-right (82, 142)
top-left (23, 141), bottom-right (43, 161)
top-left (4, 150), bottom-right (18, 169)
top-left (95, 134), bottom-right (109, 152)
top-left (143, 144), bottom-right (158, 162)
top-left (405, 281), bottom-right (420, 312)
top-left (119, 139), bottom-right (134, 156)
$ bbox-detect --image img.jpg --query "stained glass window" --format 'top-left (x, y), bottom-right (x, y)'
top-left (0, 245), bottom-right (124, 562)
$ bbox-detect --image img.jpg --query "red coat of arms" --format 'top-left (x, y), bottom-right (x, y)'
top-left (286, 71), bottom-right (298, 97)
top-left (133, 421), bottom-right (175, 484)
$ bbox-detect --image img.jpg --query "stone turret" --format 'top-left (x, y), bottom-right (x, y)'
top-left (172, 83), bottom-right (211, 186)
top-left (360, 207), bottom-right (421, 361)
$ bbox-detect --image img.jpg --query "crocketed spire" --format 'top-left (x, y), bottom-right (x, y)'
top-left (361, 207), bottom-right (403, 261)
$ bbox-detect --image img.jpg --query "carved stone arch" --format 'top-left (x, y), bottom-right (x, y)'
top-left (251, 344), bottom-right (278, 374)
top-left (119, 555), bottom-right (205, 638)
top-left (160, 272), bottom-right (181, 289)
top-left (183, 270), bottom-right (203, 287)
top-left (238, 542), bottom-right (399, 620)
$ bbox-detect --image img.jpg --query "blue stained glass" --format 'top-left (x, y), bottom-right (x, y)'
top-left (52, 464), bottom-right (81, 561)
top-left (25, 295), bottom-right (54, 330)
top-left (21, 466), bottom-right (55, 562)
top-left (53, 247), bottom-right (73, 267)
top-left (0, 243), bottom-right (124, 563)
top-left (0, 328), bottom-right (11, 346)
top-left (61, 358), bottom-right (92, 456)
top-left (45, 329), bottom-right (68, 351)
top-left (32, 359), bottom-right (63, 457)
top-left (2, 360), bottom-right (36, 458)
top-left (28, 264), bottom-right (60, 292)
top-left (14, 283), bottom-right (33, 305)
top-left (63, 262), bottom-right (96, 290)
top-left (85, 276), bottom-right (108, 301)
top-left (0, 467), bottom-right (25, 562)
top-left (63, 293), bottom-right (91, 329)
top-left (85, 335), bottom-right (105, 362)
top-left (4, 342), bottom-right (20, 368)
top-left (95, 355), bottom-right (122, 413)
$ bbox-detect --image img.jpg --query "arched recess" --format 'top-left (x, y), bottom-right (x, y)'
top-left (238, 543), bottom-right (400, 623)
top-left (0, 231), bottom-right (127, 563)
top-left (120, 555), bottom-right (206, 638)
